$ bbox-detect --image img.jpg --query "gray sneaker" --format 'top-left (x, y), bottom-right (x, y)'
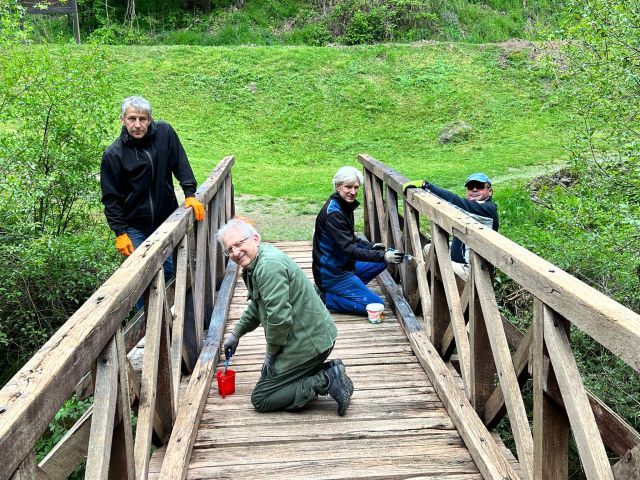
top-left (323, 359), bottom-right (353, 416)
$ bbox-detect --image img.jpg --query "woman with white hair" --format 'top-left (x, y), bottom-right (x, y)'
top-left (312, 166), bottom-right (403, 315)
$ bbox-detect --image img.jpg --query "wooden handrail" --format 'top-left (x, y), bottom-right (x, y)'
top-left (358, 153), bottom-right (640, 480)
top-left (0, 156), bottom-right (235, 479)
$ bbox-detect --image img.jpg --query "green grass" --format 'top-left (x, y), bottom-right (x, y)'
top-left (100, 42), bottom-right (567, 210)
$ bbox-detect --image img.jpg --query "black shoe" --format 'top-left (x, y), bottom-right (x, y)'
top-left (323, 359), bottom-right (353, 416)
top-left (323, 359), bottom-right (353, 396)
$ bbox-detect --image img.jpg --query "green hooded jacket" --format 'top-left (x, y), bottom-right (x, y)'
top-left (232, 243), bottom-right (338, 374)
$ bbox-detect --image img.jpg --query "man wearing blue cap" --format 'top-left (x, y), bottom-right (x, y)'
top-left (404, 173), bottom-right (498, 281)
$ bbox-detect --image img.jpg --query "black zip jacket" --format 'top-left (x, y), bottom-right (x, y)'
top-left (423, 183), bottom-right (499, 264)
top-left (100, 121), bottom-right (197, 236)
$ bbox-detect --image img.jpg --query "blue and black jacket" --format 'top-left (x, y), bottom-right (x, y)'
top-left (312, 192), bottom-right (386, 291)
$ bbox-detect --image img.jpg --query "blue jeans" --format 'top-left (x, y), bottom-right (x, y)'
top-left (323, 261), bottom-right (386, 315)
top-left (126, 227), bottom-right (174, 310)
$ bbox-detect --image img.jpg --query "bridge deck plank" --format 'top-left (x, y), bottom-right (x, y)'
top-left (148, 242), bottom-right (494, 479)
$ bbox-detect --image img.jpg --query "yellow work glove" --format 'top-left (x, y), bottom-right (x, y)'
top-left (115, 233), bottom-right (134, 257)
top-left (402, 180), bottom-right (425, 195)
top-left (184, 196), bottom-right (205, 222)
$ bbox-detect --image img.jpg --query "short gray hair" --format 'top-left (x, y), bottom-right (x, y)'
top-left (121, 96), bottom-right (152, 117)
top-left (216, 218), bottom-right (260, 245)
top-left (332, 166), bottom-right (363, 191)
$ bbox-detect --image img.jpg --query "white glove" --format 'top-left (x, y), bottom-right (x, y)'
top-left (384, 250), bottom-right (404, 264)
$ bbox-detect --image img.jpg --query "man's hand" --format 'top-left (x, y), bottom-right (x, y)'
top-left (223, 332), bottom-right (239, 358)
top-left (184, 196), bottom-right (205, 222)
top-left (402, 180), bottom-right (426, 195)
top-left (371, 243), bottom-right (385, 250)
top-left (115, 233), bottom-right (134, 256)
top-left (384, 249), bottom-right (404, 264)
top-left (261, 352), bottom-right (277, 380)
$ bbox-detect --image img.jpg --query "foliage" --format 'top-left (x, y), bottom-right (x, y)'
top-left (23, 0), bottom-right (564, 45)
top-left (35, 395), bottom-right (92, 468)
top-left (0, 44), bottom-right (119, 384)
top-left (0, 0), bottom-right (28, 45)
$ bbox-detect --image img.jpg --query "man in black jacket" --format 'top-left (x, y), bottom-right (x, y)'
top-left (405, 172), bottom-right (498, 281)
top-left (312, 166), bottom-right (404, 315)
top-left (100, 96), bottom-right (205, 275)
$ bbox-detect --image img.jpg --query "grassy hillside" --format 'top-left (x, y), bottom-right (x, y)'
top-left (104, 42), bottom-right (566, 211)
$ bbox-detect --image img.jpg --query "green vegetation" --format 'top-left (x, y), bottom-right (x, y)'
top-left (2, 0), bottom-right (639, 475)
top-left (27, 0), bottom-right (562, 46)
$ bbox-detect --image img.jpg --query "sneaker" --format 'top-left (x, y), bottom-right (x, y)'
top-left (323, 359), bottom-right (353, 396)
top-left (323, 359), bottom-right (353, 416)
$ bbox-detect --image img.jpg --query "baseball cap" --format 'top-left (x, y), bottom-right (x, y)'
top-left (465, 173), bottom-right (491, 186)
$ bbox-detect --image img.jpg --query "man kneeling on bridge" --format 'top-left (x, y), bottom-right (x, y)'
top-left (218, 218), bottom-right (354, 416)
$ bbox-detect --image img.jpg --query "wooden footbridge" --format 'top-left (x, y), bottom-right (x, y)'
top-left (2, 155), bottom-right (640, 479)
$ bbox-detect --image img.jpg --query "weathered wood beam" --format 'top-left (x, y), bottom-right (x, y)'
top-left (377, 270), bottom-right (521, 480)
top-left (542, 305), bottom-right (613, 479)
top-left (158, 261), bottom-right (238, 480)
top-left (472, 253), bottom-right (533, 479)
top-left (0, 157), bottom-right (234, 476)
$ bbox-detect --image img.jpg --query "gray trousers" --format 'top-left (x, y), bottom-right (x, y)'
top-left (251, 348), bottom-right (332, 412)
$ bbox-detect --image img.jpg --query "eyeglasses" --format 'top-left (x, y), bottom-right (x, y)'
top-left (466, 182), bottom-right (489, 191)
top-left (223, 236), bottom-right (251, 257)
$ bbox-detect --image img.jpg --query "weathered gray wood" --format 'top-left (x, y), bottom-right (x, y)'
top-left (468, 254), bottom-right (496, 421)
top-left (405, 203), bottom-right (432, 334)
top-left (432, 224), bottom-right (471, 393)
top-left (0, 156), bottom-right (234, 477)
top-left (135, 270), bottom-right (166, 480)
top-left (193, 206), bottom-right (209, 350)
top-left (385, 184), bottom-right (403, 252)
top-left (171, 235), bottom-right (189, 406)
top-left (430, 234), bottom-right (450, 351)
top-left (613, 444), bottom-right (640, 479)
top-left (404, 182), bottom-right (640, 374)
top-left (154, 295), bottom-right (175, 442)
top-left (472, 253), bottom-right (533, 479)
top-left (85, 337), bottom-right (119, 480)
top-left (533, 299), bottom-right (568, 480)
top-left (543, 304), bottom-right (613, 480)
top-left (363, 168), bottom-right (380, 243)
top-left (484, 326), bottom-right (532, 428)
top-left (110, 329), bottom-right (135, 480)
top-left (10, 450), bottom-right (36, 480)
top-left (158, 262), bottom-right (238, 480)
top-left (377, 270), bottom-right (521, 479)
top-left (372, 175), bottom-right (388, 246)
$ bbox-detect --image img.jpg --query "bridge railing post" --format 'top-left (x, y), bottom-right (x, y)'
top-left (357, 153), bottom-right (639, 480)
top-left (0, 157), bottom-right (236, 480)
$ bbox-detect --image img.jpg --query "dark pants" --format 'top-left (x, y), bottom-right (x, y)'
top-left (251, 348), bottom-right (332, 412)
top-left (126, 226), bottom-right (174, 311)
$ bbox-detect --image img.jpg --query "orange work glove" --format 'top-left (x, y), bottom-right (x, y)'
top-left (115, 233), bottom-right (134, 256)
top-left (184, 196), bottom-right (205, 222)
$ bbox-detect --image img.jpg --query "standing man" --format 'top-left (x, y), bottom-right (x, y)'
top-left (404, 172), bottom-right (499, 281)
top-left (312, 166), bottom-right (404, 316)
top-left (100, 96), bottom-right (205, 273)
top-left (219, 218), bottom-right (354, 416)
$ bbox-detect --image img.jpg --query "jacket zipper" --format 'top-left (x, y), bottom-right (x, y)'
top-left (140, 147), bottom-right (155, 228)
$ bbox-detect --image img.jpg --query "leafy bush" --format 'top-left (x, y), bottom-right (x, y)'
top-left (0, 44), bottom-right (118, 385)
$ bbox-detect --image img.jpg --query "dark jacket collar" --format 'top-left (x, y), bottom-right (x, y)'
top-left (330, 192), bottom-right (360, 214)
top-left (120, 120), bottom-right (158, 146)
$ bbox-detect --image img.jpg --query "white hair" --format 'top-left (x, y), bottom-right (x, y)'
top-left (216, 218), bottom-right (260, 245)
top-left (121, 96), bottom-right (152, 118)
top-left (332, 166), bottom-right (363, 191)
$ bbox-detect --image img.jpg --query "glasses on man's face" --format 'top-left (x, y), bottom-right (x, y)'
top-left (223, 236), bottom-right (251, 257)
top-left (466, 182), bottom-right (488, 191)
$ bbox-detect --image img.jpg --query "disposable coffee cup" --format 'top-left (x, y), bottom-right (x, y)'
top-left (366, 303), bottom-right (385, 324)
